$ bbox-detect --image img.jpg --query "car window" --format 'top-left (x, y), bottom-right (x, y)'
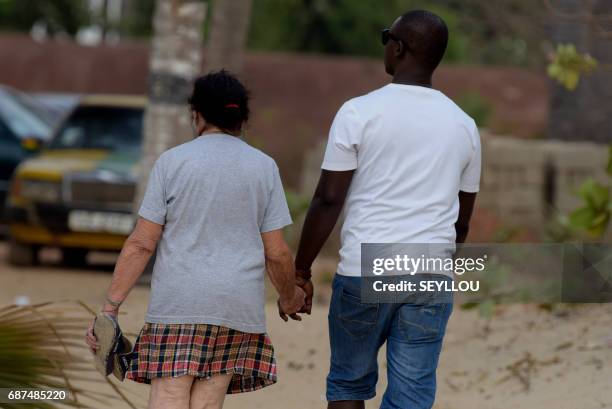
top-left (0, 89), bottom-right (53, 140)
top-left (0, 119), bottom-right (17, 143)
top-left (50, 106), bottom-right (143, 152)
top-left (8, 89), bottom-right (58, 126)
top-left (30, 94), bottom-right (80, 126)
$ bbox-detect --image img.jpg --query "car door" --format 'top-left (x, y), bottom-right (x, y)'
top-left (0, 118), bottom-right (25, 204)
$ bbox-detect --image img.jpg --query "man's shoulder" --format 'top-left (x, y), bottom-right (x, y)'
top-left (435, 91), bottom-right (478, 129)
top-left (345, 86), bottom-right (389, 107)
top-left (333, 87), bottom-right (388, 123)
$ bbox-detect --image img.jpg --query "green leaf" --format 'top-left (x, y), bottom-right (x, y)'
top-left (591, 185), bottom-right (609, 210)
top-left (567, 72), bottom-right (580, 91)
top-left (577, 178), bottom-right (609, 211)
top-left (547, 43), bottom-right (598, 91)
top-left (547, 63), bottom-right (561, 77)
top-left (568, 207), bottom-right (596, 230)
top-left (587, 211), bottom-right (610, 237)
top-left (460, 302), bottom-right (479, 310)
top-left (607, 146), bottom-right (612, 176)
top-left (591, 211), bottom-right (610, 227)
top-left (577, 178), bottom-right (595, 201)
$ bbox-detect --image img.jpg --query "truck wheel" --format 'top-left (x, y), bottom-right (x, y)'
top-left (61, 248), bottom-right (89, 267)
top-left (8, 239), bottom-right (38, 266)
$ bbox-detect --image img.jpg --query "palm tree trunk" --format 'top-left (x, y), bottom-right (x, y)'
top-left (135, 0), bottom-right (206, 210)
top-left (206, 0), bottom-right (253, 74)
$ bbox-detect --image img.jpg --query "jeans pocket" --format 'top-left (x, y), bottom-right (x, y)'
top-left (338, 287), bottom-right (378, 338)
top-left (398, 303), bottom-right (451, 342)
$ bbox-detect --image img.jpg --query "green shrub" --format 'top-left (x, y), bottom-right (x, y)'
top-left (456, 92), bottom-right (493, 127)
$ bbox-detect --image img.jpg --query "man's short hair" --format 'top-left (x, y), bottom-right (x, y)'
top-left (396, 10), bottom-right (449, 72)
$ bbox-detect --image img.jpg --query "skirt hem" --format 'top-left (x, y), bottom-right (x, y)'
top-left (126, 367), bottom-right (277, 394)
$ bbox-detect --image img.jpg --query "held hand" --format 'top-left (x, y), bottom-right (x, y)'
top-left (296, 276), bottom-right (313, 315)
top-left (85, 305), bottom-right (118, 353)
top-left (278, 286), bottom-right (306, 322)
top-left (85, 317), bottom-right (98, 353)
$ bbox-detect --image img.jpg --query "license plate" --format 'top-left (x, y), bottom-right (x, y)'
top-left (68, 211), bottom-right (134, 235)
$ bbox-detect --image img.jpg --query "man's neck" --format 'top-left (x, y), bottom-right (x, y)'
top-left (391, 71), bottom-right (433, 88)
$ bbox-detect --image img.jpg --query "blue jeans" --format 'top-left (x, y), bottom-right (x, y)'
top-left (327, 274), bottom-right (453, 409)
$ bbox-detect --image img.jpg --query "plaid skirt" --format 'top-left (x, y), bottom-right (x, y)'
top-left (126, 323), bottom-right (277, 394)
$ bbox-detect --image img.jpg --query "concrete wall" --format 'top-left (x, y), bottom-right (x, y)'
top-left (479, 134), bottom-right (549, 227)
top-left (480, 132), bottom-right (610, 232)
top-left (300, 133), bottom-right (611, 242)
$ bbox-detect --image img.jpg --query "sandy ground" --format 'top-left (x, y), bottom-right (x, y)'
top-left (1, 244), bottom-right (612, 409)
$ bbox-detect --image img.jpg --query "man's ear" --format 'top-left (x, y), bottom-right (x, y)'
top-left (394, 40), bottom-right (405, 57)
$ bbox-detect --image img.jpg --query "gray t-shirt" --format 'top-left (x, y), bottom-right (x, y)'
top-left (138, 133), bottom-right (292, 333)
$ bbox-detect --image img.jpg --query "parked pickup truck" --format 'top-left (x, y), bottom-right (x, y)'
top-left (6, 94), bottom-right (146, 266)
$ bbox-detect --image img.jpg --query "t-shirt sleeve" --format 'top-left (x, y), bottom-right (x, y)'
top-left (460, 123), bottom-right (482, 193)
top-left (260, 163), bottom-right (293, 233)
top-left (321, 100), bottom-right (363, 171)
top-left (138, 157), bottom-right (167, 225)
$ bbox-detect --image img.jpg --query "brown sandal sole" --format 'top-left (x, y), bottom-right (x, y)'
top-left (93, 313), bottom-right (120, 376)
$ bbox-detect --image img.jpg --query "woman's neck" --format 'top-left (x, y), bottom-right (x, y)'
top-left (199, 125), bottom-right (223, 136)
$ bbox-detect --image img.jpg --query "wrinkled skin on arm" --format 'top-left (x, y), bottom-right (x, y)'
top-left (261, 229), bottom-right (305, 321)
top-left (86, 217), bottom-right (162, 352)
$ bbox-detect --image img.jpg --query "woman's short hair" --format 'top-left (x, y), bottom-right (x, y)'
top-left (188, 70), bottom-right (250, 133)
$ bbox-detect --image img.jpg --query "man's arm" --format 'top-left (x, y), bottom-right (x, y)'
top-left (455, 191), bottom-right (477, 244)
top-left (262, 229), bottom-right (305, 321)
top-left (295, 170), bottom-right (354, 271)
top-left (102, 217), bottom-right (162, 313)
top-left (294, 170), bottom-right (354, 313)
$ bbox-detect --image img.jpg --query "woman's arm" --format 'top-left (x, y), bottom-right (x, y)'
top-left (261, 229), bottom-right (305, 321)
top-left (87, 217), bottom-right (162, 352)
top-left (102, 217), bottom-right (163, 314)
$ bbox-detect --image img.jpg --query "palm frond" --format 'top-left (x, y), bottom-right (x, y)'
top-left (0, 302), bottom-right (143, 409)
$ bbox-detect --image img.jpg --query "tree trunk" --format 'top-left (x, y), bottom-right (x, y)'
top-left (135, 0), bottom-right (206, 210)
top-left (548, 0), bottom-right (612, 144)
top-left (205, 0), bottom-right (253, 74)
top-left (100, 0), bottom-right (109, 40)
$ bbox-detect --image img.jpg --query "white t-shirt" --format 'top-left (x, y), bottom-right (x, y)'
top-left (321, 83), bottom-right (481, 277)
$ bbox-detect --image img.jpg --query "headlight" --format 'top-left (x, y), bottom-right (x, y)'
top-left (20, 180), bottom-right (62, 203)
top-left (9, 178), bottom-right (21, 198)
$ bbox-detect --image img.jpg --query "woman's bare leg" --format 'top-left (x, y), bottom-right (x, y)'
top-left (148, 375), bottom-right (195, 409)
top-left (189, 374), bottom-right (233, 409)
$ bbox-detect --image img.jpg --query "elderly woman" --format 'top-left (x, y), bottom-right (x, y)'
top-left (86, 70), bottom-right (305, 409)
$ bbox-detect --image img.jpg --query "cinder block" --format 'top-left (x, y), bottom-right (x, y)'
top-left (544, 140), bottom-right (609, 215)
top-left (480, 135), bottom-right (610, 233)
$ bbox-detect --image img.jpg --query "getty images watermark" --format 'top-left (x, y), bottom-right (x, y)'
top-left (359, 243), bottom-right (612, 304)
top-left (371, 252), bottom-right (486, 293)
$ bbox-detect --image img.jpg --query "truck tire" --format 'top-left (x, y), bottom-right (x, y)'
top-left (61, 248), bottom-right (89, 267)
top-left (8, 239), bottom-right (38, 266)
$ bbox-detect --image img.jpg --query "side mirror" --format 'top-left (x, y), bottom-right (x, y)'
top-left (21, 137), bottom-right (42, 152)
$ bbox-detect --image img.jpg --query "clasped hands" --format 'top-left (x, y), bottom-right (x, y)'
top-left (277, 269), bottom-right (313, 322)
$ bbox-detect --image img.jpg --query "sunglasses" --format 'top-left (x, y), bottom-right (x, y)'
top-left (381, 28), bottom-right (401, 46)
